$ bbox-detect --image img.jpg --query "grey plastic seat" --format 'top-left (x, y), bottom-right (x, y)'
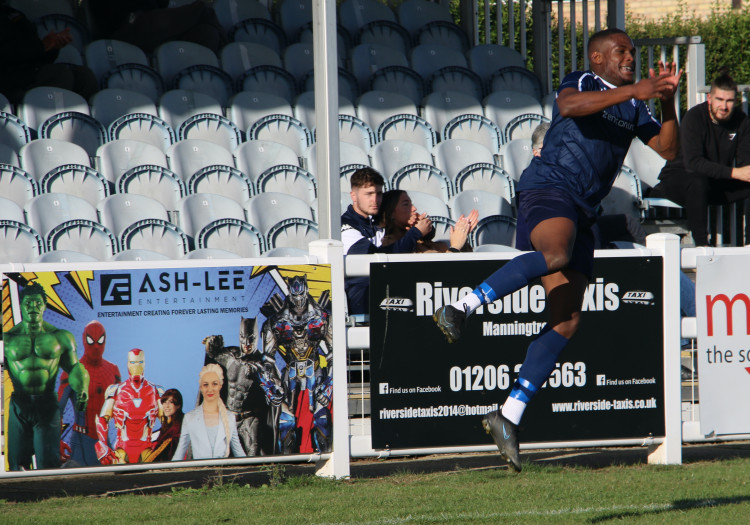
top-left (407, 190), bottom-right (451, 218)
top-left (0, 165), bottom-right (37, 208)
top-left (36, 249), bottom-right (100, 263)
top-left (221, 42), bottom-right (282, 85)
top-left (41, 164), bottom-right (110, 206)
top-left (178, 113), bottom-right (242, 151)
top-left (84, 39), bottom-right (151, 84)
top-left (357, 90), bottom-right (417, 132)
top-left (454, 163), bottom-right (514, 207)
top-left (231, 18), bottom-right (286, 55)
top-left (471, 215), bottom-right (516, 248)
top-left (428, 66), bottom-right (484, 101)
top-left (247, 114), bottom-right (312, 158)
top-left (468, 44), bottom-right (526, 84)
top-left (117, 165), bottom-right (186, 211)
top-left (154, 41), bottom-right (220, 88)
top-left (214, 0), bottom-right (271, 32)
top-left (0, 112), bottom-right (32, 154)
top-left (104, 64), bottom-right (165, 103)
top-left (350, 43), bottom-right (408, 92)
top-left (0, 197), bottom-right (25, 223)
top-left (305, 142), bottom-right (370, 178)
top-left (112, 249), bottom-right (172, 261)
top-left (302, 68), bottom-right (359, 102)
top-left (298, 21), bottom-right (350, 63)
top-left (0, 220), bottom-right (45, 263)
top-left (542, 91), bottom-right (556, 119)
top-left (449, 189), bottom-right (514, 222)
top-left (120, 219), bottom-right (189, 258)
top-left (423, 91), bottom-right (484, 135)
top-left (19, 139), bottom-right (91, 184)
top-left (378, 114), bottom-right (437, 150)
top-left (197, 218), bottom-right (263, 257)
top-left (188, 165), bottom-right (254, 204)
top-left (504, 113), bottom-right (550, 142)
top-left (283, 42), bottom-right (316, 83)
top-left (337, 114), bottom-right (376, 153)
top-left (417, 21), bottom-right (469, 53)
top-left (371, 140), bottom-right (433, 181)
top-left (472, 243), bottom-right (520, 253)
top-left (9, 0), bottom-right (73, 18)
top-left (339, 0), bottom-right (396, 39)
top-left (358, 20), bottom-right (411, 55)
top-left (98, 193), bottom-right (170, 238)
top-left (18, 86), bottom-right (89, 131)
top-left (108, 113), bottom-right (176, 152)
top-left (256, 164), bottom-right (317, 204)
top-left (159, 90), bottom-right (224, 131)
top-left (39, 112), bottom-right (108, 157)
top-left (178, 193), bottom-right (246, 239)
top-left (442, 114), bottom-right (503, 154)
top-left (433, 138), bottom-right (496, 181)
top-left (369, 66), bottom-right (425, 107)
top-left (240, 65), bottom-right (298, 102)
top-left (409, 44), bottom-right (467, 80)
top-left (484, 91), bottom-right (544, 133)
top-left (390, 164), bottom-right (451, 200)
top-left (293, 91), bottom-right (355, 131)
top-left (601, 166), bottom-right (644, 219)
top-left (489, 66), bottom-right (544, 101)
top-left (244, 192), bottom-right (315, 239)
top-left (0, 93), bottom-right (9, 113)
top-left (95, 139), bottom-right (168, 189)
top-left (167, 139), bottom-right (235, 185)
top-left (230, 91), bottom-right (293, 132)
top-left (278, 0), bottom-right (312, 40)
top-left (397, 0), bottom-right (453, 36)
top-left (499, 138), bottom-right (533, 181)
top-left (183, 247), bottom-right (242, 259)
top-left (235, 140), bottom-right (300, 183)
top-left (266, 217), bottom-right (319, 252)
top-left (262, 246), bottom-right (309, 257)
top-left (25, 192), bottom-right (103, 242)
top-left (174, 66), bottom-right (234, 107)
top-left (623, 137), bottom-right (667, 190)
top-left (90, 88), bottom-right (158, 129)
top-left (0, 143), bottom-right (19, 166)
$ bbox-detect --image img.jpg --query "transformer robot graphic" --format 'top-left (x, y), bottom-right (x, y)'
top-left (95, 349), bottom-right (164, 464)
top-left (203, 317), bottom-right (269, 456)
top-left (260, 275), bottom-right (333, 454)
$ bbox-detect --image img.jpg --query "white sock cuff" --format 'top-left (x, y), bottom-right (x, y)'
top-left (452, 292), bottom-right (481, 315)
top-left (501, 396), bottom-right (526, 426)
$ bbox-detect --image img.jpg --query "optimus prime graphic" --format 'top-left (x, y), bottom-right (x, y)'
top-left (259, 275), bottom-right (333, 454)
top-left (203, 317), bottom-right (270, 456)
top-left (95, 349), bottom-right (164, 464)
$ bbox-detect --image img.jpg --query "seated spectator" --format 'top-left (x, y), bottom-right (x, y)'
top-left (90, 0), bottom-right (227, 54)
top-left (380, 189), bottom-right (477, 252)
top-left (648, 70), bottom-right (750, 246)
top-left (341, 168), bottom-right (432, 315)
top-left (0, 3), bottom-right (98, 104)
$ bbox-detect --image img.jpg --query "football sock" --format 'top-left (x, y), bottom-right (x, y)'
top-left (502, 327), bottom-right (569, 425)
top-left (452, 251), bottom-right (548, 315)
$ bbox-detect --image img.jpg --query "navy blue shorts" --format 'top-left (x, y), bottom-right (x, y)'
top-left (514, 188), bottom-right (596, 279)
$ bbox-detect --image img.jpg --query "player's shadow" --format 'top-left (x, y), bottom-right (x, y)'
top-left (589, 495), bottom-right (750, 522)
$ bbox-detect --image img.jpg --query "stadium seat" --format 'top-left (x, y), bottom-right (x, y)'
top-left (19, 139), bottom-right (90, 184)
top-left (174, 65), bottom-right (234, 107)
top-left (433, 138), bottom-right (496, 181)
top-left (542, 91), bottom-right (556, 119)
top-left (357, 90), bottom-right (418, 132)
top-left (488, 66), bottom-right (543, 101)
top-left (338, 0), bottom-right (396, 40)
top-left (244, 192), bottom-right (315, 238)
top-left (0, 93), bottom-right (10, 113)
top-left (484, 91), bottom-right (545, 133)
top-left (266, 217), bottom-right (319, 252)
top-left (504, 113), bottom-right (550, 142)
top-left (240, 65), bottom-right (298, 103)
top-left (454, 163), bottom-right (514, 207)
top-left (35, 14), bottom-right (89, 53)
top-left (442, 114), bottom-right (503, 154)
top-left (39, 111), bottom-right (108, 157)
top-left (41, 164), bottom-right (110, 206)
top-left (104, 64), bottom-right (164, 103)
top-left (390, 163), bottom-right (451, 200)
top-left (0, 165), bottom-right (38, 208)
top-left (178, 113), bottom-right (243, 151)
top-left (350, 43), bottom-right (409, 92)
top-left (113, 249), bottom-right (172, 261)
top-left (623, 137), bottom-right (667, 190)
top-left (472, 243), bottom-right (520, 253)
top-left (468, 45), bottom-right (526, 84)
top-left (247, 114), bottom-right (312, 157)
top-left (499, 138), bottom-right (533, 181)
top-left (293, 91), bottom-right (356, 131)
top-left (96, 139), bottom-right (169, 189)
top-left (235, 139), bottom-right (300, 185)
top-left (407, 190), bottom-right (452, 218)
top-left (18, 86), bottom-right (89, 131)
top-left (340, 163), bottom-right (372, 198)
top-left (0, 143), bottom-right (19, 166)
top-left (417, 21), bottom-right (469, 53)
top-left (428, 66), bottom-right (483, 100)
top-left (154, 41), bottom-right (220, 88)
top-left (221, 42), bottom-right (282, 86)
top-left (298, 21), bottom-right (351, 64)
top-left (25, 192), bottom-right (98, 238)
top-left (159, 89), bottom-right (224, 131)
top-left (397, 0), bottom-right (453, 37)
top-left (229, 91), bottom-right (293, 132)
top-left (0, 111), bottom-right (31, 154)
top-left (197, 218), bottom-right (263, 257)
top-left (37, 249), bottom-right (100, 263)
top-left (377, 114), bottom-right (437, 150)
top-left (471, 215), bottom-right (517, 248)
top-left (601, 166), bottom-right (644, 219)
top-left (262, 246), bottom-right (309, 257)
top-left (369, 66), bottom-right (425, 107)
top-left (168, 139), bottom-right (236, 185)
top-left (358, 20), bottom-right (411, 55)
top-left (214, 0), bottom-right (271, 32)
top-left (302, 68), bottom-right (359, 103)
top-left (283, 42), bottom-right (316, 83)
top-left (0, 220), bottom-right (45, 263)
top-left (449, 189), bottom-right (514, 222)
top-left (371, 140), bottom-right (433, 181)
top-left (256, 164), bottom-right (317, 204)
top-left (409, 44), bottom-right (467, 81)
top-left (84, 39), bottom-right (151, 84)
top-left (0, 196), bottom-right (25, 223)
top-left (90, 88), bottom-right (157, 129)
top-left (338, 114), bottom-right (377, 153)
top-left (278, 0), bottom-right (313, 40)
top-left (305, 142), bottom-right (370, 177)
top-left (178, 193), bottom-right (246, 239)
top-left (120, 219), bottom-right (189, 258)
top-left (184, 247), bottom-right (242, 259)
top-left (117, 165), bottom-right (186, 212)
top-left (422, 91), bottom-right (484, 134)
top-left (188, 165), bottom-right (254, 204)
top-left (108, 113), bottom-right (176, 152)
top-left (98, 193), bottom-right (170, 238)
top-left (232, 18), bottom-right (286, 56)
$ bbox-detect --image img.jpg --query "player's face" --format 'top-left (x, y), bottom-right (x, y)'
top-left (200, 372), bottom-right (222, 401)
top-left (597, 34), bottom-right (636, 86)
top-left (707, 88), bottom-right (737, 123)
top-left (392, 192), bottom-right (416, 228)
top-left (21, 294), bottom-right (46, 324)
top-left (351, 183), bottom-right (383, 217)
top-left (162, 396), bottom-right (179, 418)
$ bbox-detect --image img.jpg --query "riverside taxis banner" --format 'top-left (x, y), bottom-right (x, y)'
top-left (697, 255), bottom-right (750, 436)
top-left (369, 256), bottom-right (665, 449)
top-left (2, 264), bottom-right (333, 472)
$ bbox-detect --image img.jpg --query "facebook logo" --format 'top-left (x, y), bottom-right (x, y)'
top-left (379, 383), bottom-right (389, 395)
top-left (100, 274), bottom-right (132, 305)
top-left (596, 375), bottom-right (606, 386)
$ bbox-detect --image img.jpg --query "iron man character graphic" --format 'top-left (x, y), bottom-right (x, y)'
top-left (260, 275), bottom-right (333, 454)
top-left (95, 348), bottom-right (164, 464)
top-left (59, 320), bottom-right (121, 466)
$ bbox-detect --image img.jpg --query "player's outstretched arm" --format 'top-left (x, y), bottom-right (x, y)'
top-left (647, 61), bottom-right (682, 161)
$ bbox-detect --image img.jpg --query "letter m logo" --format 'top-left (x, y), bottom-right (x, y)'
top-left (706, 293), bottom-right (750, 336)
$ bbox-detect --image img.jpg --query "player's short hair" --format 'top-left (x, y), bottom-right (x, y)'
top-left (19, 282), bottom-right (47, 303)
top-left (588, 28), bottom-right (629, 52)
top-left (531, 122), bottom-right (550, 151)
top-left (350, 167), bottom-right (385, 189)
top-left (710, 69), bottom-right (737, 94)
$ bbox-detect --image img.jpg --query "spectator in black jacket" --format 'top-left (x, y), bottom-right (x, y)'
top-left (648, 71), bottom-right (750, 246)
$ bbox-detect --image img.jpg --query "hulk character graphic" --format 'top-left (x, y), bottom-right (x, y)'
top-left (4, 282), bottom-right (90, 470)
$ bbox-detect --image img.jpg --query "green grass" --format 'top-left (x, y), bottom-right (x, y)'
top-left (3, 458), bottom-right (750, 524)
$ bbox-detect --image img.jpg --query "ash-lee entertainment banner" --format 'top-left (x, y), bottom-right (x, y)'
top-left (2, 264), bottom-right (333, 472)
top-left (369, 256), bottom-right (665, 450)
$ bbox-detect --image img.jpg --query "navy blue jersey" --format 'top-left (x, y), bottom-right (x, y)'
top-left (516, 70), bottom-right (662, 213)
